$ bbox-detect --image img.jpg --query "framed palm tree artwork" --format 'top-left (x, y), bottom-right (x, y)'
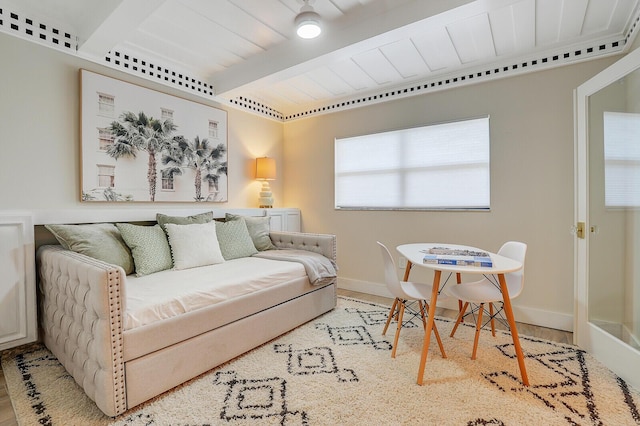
top-left (80, 69), bottom-right (228, 202)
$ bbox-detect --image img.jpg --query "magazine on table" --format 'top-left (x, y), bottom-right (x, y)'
top-left (421, 246), bottom-right (493, 267)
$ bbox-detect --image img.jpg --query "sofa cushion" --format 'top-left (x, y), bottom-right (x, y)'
top-left (156, 211), bottom-right (213, 232)
top-left (225, 213), bottom-right (276, 251)
top-left (116, 223), bottom-right (173, 276)
top-left (45, 223), bottom-right (134, 274)
top-left (215, 218), bottom-right (258, 260)
top-left (165, 221), bottom-right (224, 270)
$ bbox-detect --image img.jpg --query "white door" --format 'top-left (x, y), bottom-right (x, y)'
top-left (575, 47), bottom-right (640, 390)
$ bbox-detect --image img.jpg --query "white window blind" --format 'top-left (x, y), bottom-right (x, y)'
top-left (97, 128), bottom-right (114, 151)
top-left (604, 111), bottom-right (640, 207)
top-left (97, 165), bottom-right (115, 188)
top-left (98, 93), bottom-right (115, 117)
top-left (335, 117), bottom-right (490, 210)
top-left (209, 120), bottom-right (219, 139)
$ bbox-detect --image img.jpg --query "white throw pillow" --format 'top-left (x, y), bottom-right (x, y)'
top-left (165, 222), bottom-right (225, 270)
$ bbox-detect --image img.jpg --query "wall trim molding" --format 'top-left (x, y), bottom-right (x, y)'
top-left (277, 38), bottom-right (628, 122)
top-left (14, 208), bottom-right (298, 225)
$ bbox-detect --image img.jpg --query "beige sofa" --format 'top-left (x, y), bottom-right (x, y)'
top-left (36, 230), bottom-right (337, 417)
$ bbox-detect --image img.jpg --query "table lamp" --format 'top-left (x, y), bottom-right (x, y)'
top-left (256, 157), bottom-right (276, 208)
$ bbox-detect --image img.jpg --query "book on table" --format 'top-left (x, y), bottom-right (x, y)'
top-left (421, 246), bottom-right (493, 267)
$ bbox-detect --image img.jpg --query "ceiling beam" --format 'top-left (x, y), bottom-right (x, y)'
top-left (77, 0), bottom-right (166, 58)
top-left (212, 0), bottom-right (479, 97)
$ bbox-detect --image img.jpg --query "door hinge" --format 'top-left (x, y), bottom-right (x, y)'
top-left (576, 222), bottom-right (585, 239)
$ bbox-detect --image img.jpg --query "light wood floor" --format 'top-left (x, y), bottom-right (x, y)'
top-left (0, 367), bottom-right (15, 426)
top-left (0, 289), bottom-right (573, 425)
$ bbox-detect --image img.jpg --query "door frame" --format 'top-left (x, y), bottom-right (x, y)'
top-left (574, 46), bottom-right (640, 391)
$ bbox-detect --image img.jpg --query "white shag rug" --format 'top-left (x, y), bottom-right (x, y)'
top-left (2, 297), bottom-right (640, 425)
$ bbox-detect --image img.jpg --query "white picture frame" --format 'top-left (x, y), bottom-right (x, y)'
top-left (80, 69), bottom-right (228, 203)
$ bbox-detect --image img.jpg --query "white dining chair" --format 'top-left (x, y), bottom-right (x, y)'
top-left (377, 241), bottom-right (446, 359)
top-left (445, 241), bottom-right (527, 360)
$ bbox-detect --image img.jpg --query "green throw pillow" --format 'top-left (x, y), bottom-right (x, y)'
top-left (116, 223), bottom-right (173, 276)
top-left (225, 213), bottom-right (276, 251)
top-left (45, 223), bottom-right (134, 274)
top-left (215, 218), bottom-right (259, 260)
top-left (157, 211), bottom-right (214, 232)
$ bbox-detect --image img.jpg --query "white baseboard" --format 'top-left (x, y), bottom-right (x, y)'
top-left (338, 278), bottom-right (393, 298)
top-left (338, 277), bottom-right (574, 332)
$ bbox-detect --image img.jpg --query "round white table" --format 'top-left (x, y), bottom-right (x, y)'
top-left (396, 243), bottom-right (529, 386)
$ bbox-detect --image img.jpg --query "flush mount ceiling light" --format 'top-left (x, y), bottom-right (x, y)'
top-left (295, 0), bottom-right (322, 39)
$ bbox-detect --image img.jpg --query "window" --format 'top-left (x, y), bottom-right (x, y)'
top-left (97, 165), bottom-right (115, 188)
top-left (98, 93), bottom-right (115, 117)
top-left (162, 176), bottom-right (174, 190)
top-left (604, 111), bottom-right (640, 207)
top-left (209, 120), bottom-right (219, 139)
top-left (162, 170), bottom-right (175, 191)
top-left (97, 128), bottom-right (114, 150)
top-left (161, 108), bottom-right (174, 120)
top-left (335, 117), bottom-right (490, 210)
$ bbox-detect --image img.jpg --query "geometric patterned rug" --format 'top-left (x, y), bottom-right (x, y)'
top-left (2, 297), bottom-right (640, 425)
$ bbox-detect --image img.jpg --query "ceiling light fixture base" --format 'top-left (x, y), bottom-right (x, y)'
top-left (295, 0), bottom-right (321, 39)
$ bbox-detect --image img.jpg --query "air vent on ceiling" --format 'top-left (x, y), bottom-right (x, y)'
top-left (0, 8), bottom-right (77, 51)
top-left (227, 97), bottom-right (284, 121)
top-left (104, 50), bottom-right (215, 98)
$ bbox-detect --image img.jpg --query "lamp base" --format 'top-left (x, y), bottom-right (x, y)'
top-left (258, 181), bottom-right (274, 208)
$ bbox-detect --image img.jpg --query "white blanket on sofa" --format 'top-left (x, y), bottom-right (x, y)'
top-left (253, 249), bottom-right (337, 285)
top-left (124, 257), bottom-right (305, 330)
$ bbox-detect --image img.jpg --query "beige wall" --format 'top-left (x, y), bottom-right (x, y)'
top-left (0, 33), bottom-right (284, 214)
top-left (283, 58), bottom-right (617, 329)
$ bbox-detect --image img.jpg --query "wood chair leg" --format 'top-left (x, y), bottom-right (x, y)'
top-left (456, 273), bottom-right (463, 322)
top-left (383, 298), bottom-right (399, 336)
top-left (391, 302), bottom-right (405, 358)
top-left (489, 303), bottom-right (496, 337)
top-left (450, 302), bottom-right (469, 337)
top-left (471, 303), bottom-right (484, 360)
top-left (428, 308), bottom-right (447, 359)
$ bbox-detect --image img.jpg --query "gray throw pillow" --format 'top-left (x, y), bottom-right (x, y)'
top-left (45, 223), bottom-right (134, 274)
top-left (157, 211), bottom-right (214, 232)
top-left (225, 213), bottom-right (276, 251)
top-left (215, 218), bottom-right (259, 260)
top-left (116, 223), bottom-right (173, 276)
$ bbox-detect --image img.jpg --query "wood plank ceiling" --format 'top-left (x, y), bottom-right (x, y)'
top-left (2, 0), bottom-right (640, 120)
